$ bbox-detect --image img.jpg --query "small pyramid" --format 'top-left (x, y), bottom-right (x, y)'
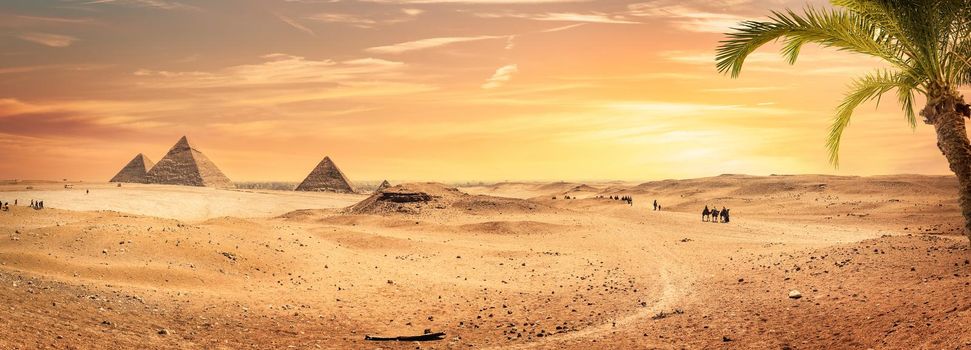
top-left (376, 180), bottom-right (391, 193)
top-left (109, 153), bottom-right (155, 183)
top-left (295, 156), bottom-right (355, 193)
top-left (145, 136), bottom-right (234, 188)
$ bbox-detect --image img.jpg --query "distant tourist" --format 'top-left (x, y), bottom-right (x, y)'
top-left (702, 206), bottom-right (710, 222)
top-left (653, 200), bottom-right (658, 211)
top-left (722, 207), bottom-right (730, 223)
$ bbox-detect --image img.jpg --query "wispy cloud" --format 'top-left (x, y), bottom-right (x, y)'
top-left (134, 53), bottom-right (408, 88)
top-left (305, 9), bottom-right (425, 28)
top-left (366, 35), bottom-right (505, 54)
top-left (541, 23), bottom-right (586, 33)
top-left (482, 64), bottom-right (519, 89)
top-left (275, 13), bottom-right (315, 36)
top-left (0, 63), bottom-right (110, 75)
top-left (0, 14), bottom-right (95, 28)
top-left (80, 0), bottom-right (199, 10)
top-left (701, 86), bottom-right (790, 93)
top-left (130, 53), bottom-right (436, 105)
top-left (626, 2), bottom-right (747, 33)
top-left (477, 12), bottom-right (638, 24)
top-left (402, 8), bottom-right (424, 16)
top-left (305, 13), bottom-right (378, 28)
top-left (361, 0), bottom-right (592, 3)
top-left (660, 50), bottom-right (886, 75)
top-left (0, 98), bottom-right (171, 140)
top-left (18, 32), bottom-right (77, 47)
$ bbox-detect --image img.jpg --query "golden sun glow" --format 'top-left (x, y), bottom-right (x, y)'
top-left (0, 0), bottom-right (952, 182)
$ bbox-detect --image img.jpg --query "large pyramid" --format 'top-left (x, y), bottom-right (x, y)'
top-left (145, 136), bottom-right (235, 188)
top-left (295, 156), bottom-right (355, 193)
top-left (109, 153), bottom-right (155, 183)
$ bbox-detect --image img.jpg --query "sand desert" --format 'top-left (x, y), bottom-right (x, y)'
top-left (1, 174), bottom-right (969, 349)
top-left (7, 1), bottom-right (971, 349)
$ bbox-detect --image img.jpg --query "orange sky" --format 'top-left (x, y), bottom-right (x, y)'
top-left (0, 0), bottom-right (954, 182)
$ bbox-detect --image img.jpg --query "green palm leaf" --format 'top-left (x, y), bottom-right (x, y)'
top-left (715, 0), bottom-right (971, 166)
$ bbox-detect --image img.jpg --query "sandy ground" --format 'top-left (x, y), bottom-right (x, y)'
top-left (0, 182), bottom-right (366, 221)
top-left (0, 175), bottom-right (968, 349)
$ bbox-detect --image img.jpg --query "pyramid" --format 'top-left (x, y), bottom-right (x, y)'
top-left (109, 153), bottom-right (155, 183)
top-left (295, 156), bottom-right (355, 193)
top-left (376, 180), bottom-right (391, 193)
top-left (145, 136), bottom-right (234, 188)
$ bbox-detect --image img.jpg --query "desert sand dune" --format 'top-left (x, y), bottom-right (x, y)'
top-left (0, 175), bottom-right (969, 349)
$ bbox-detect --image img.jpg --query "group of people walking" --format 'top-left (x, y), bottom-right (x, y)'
top-left (702, 205), bottom-right (730, 223)
top-left (0, 199), bottom-right (35, 211)
top-left (0, 199), bottom-right (46, 211)
top-left (616, 195), bottom-right (632, 205)
top-left (595, 195), bottom-right (634, 205)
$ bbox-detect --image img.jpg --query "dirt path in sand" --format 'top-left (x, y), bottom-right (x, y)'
top-left (0, 175), bottom-right (968, 349)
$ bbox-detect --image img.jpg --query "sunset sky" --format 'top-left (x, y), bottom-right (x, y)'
top-left (0, 0), bottom-right (956, 182)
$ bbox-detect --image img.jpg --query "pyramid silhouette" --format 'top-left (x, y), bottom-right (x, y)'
top-left (295, 156), bottom-right (355, 193)
top-left (109, 153), bottom-right (155, 183)
top-left (145, 136), bottom-right (234, 188)
top-left (376, 180), bottom-right (391, 192)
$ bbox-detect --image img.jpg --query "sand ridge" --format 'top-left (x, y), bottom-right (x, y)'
top-left (0, 174), bottom-right (968, 349)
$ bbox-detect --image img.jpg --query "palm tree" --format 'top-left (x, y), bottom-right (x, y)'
top-left (716, 0), bottom-right (971, 246)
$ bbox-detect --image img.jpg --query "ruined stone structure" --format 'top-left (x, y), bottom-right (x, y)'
top-left (295, 156), bottom-right (355, 193)
top-left (145, 136), bottom-right (234, 188)
top-left (109, 153), bottom-right (155, 183)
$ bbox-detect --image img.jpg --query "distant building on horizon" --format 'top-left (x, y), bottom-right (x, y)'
top-left (295, 156), bottom-right (355, 193)
top-left (109, 153), bottom-right (154, 184)
top-left (109, 136), bottom-right (234, 189)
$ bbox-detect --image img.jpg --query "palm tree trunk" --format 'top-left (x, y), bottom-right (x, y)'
top-left (923, 86), bottom-right (971, 247)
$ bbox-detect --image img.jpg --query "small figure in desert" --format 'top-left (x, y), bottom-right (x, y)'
top-left (653, 200), bottom-right (658, 211)
top-left (710, 208), bottom-right (719, 222)
top-left (721, 207), bottom-right (730, 223)
top-left (702, 206), bottom-right (710, 222)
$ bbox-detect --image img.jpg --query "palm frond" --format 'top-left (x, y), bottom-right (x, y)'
top-left (718, 0), bottom-right (971, 167)
top-left (827, 70), bottom-right (920, 165)
top-left (716, 6), bottom-right (907, 78)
